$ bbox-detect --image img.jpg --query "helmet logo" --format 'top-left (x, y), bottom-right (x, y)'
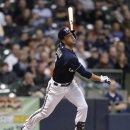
top-left (63, 27), bottom-right (70, 33)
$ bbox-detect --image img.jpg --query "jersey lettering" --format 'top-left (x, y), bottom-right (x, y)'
top-left (55, 55), bottom-right (57, 62)
top-left (56, 48), bottom-right (62, 58)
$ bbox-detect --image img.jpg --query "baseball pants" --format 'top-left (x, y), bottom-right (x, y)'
top-left (22, 78), bottom-right (88, 130)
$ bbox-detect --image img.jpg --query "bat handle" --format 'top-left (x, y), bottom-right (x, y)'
top-left (70, 20), bottom-right (73, 30)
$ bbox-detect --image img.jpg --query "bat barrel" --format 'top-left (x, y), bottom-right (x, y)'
top-left (68, 7), bottom-right (73, 30)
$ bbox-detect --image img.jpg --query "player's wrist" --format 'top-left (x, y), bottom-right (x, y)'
top-left (100, 75), bottom-right (104, 82)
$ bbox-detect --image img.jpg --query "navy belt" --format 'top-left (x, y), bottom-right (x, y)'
top-left (53, 82), bottom-right (71, 87)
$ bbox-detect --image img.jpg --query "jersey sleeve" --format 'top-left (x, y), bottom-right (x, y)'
top-left (67, 56), bottom-right (81, 72)
top-left (77, 64), bottom-right (92, 79)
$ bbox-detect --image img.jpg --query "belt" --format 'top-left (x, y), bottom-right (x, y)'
top-left (53, 82), bottom-right (71, 87)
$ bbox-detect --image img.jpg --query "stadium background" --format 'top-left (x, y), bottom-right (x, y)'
top-left (0, 0), bottom-right (130, 130)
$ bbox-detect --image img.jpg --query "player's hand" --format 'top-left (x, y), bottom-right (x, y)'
top-left (100, 75), bottom-right (111, 84)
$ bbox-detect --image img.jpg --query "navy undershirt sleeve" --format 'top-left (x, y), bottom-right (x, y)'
top-left (77, 65), bottom-right (92, 79)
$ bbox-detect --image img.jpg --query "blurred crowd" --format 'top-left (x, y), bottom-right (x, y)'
top-left (0, 0), bottom-right (130, 98)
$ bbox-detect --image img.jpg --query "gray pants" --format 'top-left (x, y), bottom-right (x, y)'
top-left (22, 78), bottom-right (88, 130)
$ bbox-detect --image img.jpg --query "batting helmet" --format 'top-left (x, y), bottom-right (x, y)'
top-left (58, 27), bottom-right (76, 41)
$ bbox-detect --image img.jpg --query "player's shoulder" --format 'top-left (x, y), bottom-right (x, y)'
top-left (56, 43), bottom-right (77, 59)
top-left (64, 49), bottom-right (77, 61)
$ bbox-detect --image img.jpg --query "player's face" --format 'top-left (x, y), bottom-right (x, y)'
top-left (63, 32), bottom-right (76, 46)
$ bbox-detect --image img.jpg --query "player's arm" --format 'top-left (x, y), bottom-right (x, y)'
top-left (77, 65), bottom-right (111, 84)
top-left (68, 56), bottom-right (111, 84)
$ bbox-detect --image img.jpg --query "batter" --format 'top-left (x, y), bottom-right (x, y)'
top-left (21, 27), bottom-right (111, 130)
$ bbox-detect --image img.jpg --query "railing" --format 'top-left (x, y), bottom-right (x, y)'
top-left (76, 69), bottom-right (124, 97)
top-left (88, 69), bottom-right (123, 84)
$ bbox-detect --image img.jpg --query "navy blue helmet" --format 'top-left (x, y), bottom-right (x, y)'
top-left (58, 27), bottom-right (76, 40)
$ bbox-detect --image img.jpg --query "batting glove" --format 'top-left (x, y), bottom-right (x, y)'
top-left (100, 75), bottom-right (111, 84)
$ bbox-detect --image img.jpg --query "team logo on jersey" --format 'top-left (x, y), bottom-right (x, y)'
top-left (69, 68), bottom-right (75, 72)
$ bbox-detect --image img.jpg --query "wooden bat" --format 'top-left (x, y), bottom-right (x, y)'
top-left (68, 7), bottom-right (73, 30)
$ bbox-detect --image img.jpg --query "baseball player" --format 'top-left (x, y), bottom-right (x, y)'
top-left (21, 27), bottom-right (111, 130)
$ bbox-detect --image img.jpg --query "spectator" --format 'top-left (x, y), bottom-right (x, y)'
top-left (13, 0), bottom-right (27, 20)
top-left (121, 28), bottom-right (130, 45)
top-left (74, 1), bottom-right (89, 25)
top-left (76, 25), bottom-right (86, 33)
top-left (89, 2), bottom-right (106, 24)
top-left (16, 72), bottom-right (44, 98)
top-left (78, 0), bottom-right (94, 10)
top-left (18, 32), bottom-right (30, 48)
top-left (45, 61), bottom-right (55, 77)
top-left (13, 50), bottom-right (28, 78)
top-left (25, 0), bottom-right (34, 10)
top-left (114, 53), bottom-right (130, 87)
top-left (76, 40), bottom-right (91, 59)
top-left (15, 0), bottom-right (34, 10)
top-left (27, 40), bottom-right (35, 49)
top-left (43, 37), bottom-right (56, 54)
top-left (0, 0), bottom-right (12, 15)
top-left (53, 0), bottom-right (68, 24)
top-left (104, 27), bottom-right (113, 44)
top-left (94, 52), bottom-right (113, 69)
top-left (121, 28), bottom-right (130, 62)
top-left (112, 10), bottom-right (124, 23)
top-left (116, 41), bottom-right (125, 55)
top-left (113, 0), bottom-right (126, 10)
top-left (92, 19), bottom-right (104, 36)
top-left (65, 0), bottom-right (76, 7)
top-left (0, 12), bottom-right (6, 26)
top-left (29, 12), bottom-right (41, 27)
top-left (108, 46), bottom-right (117, 66)
top-left (27, 58), bottom-right (37, 76)
top-left (84, 32), bottom-right (94, 51)
top-left (14, 8), bottom-right (31, 26)
top-left (28, 49), bottom-right (36, 60)
top-left (4, 15), bottom-right (18, 38)
top-left (42, 17), bottom-right (58, 41)
top-left (32, 0), bottom-right (52, 24)
top-left (35, 45), bottom-right (45, 60)
top-left (122, 96), bottom-right (130, 113)
top-left (50, 49), bottom-right (56, 61)
top-left (0, 62), bottom-right (18, 85)
top-left (87, 47), bottom-right (99, 68)
top-left (4, 44), bottom-right (20, 71)
top-left (38, 51), bottom-right (49, 66)
top-left (93, 30), bottom-right (110, 54)
top-left (76, 40), bottom-right (91, 68)
top-left (76, 31), bottom-right (86, 41)
top-left (33, 29), bottom-right (45, 48)
top-left (0, 25), bottom-right (10, 46)
top-left (0, 36), bottom-right (10, 47)
top-left (110, 22), bottom-right (123, 39)
top-left (34, 63), bottom-right (50, 93)
top-left (121, 11), bottom-right (130, 29)
top-left (105, 80), bottom-right (126, 113)
top-left (121, 4), bottom-right (129, 15)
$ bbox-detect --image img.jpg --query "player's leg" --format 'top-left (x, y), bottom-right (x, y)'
top-left (65, 80), bottom-right (88, 130)
top-left (22, 80), bottom-right (65, 130)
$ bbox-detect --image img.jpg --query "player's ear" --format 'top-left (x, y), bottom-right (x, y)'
top-left (61, 39), bottom-right (65, 44)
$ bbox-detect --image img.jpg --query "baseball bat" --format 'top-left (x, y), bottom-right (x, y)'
top-left (68, 7), bottom-right (73, 30)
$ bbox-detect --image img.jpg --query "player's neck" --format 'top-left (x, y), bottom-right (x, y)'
top-left (65, 45), bottom-right (73, 51)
